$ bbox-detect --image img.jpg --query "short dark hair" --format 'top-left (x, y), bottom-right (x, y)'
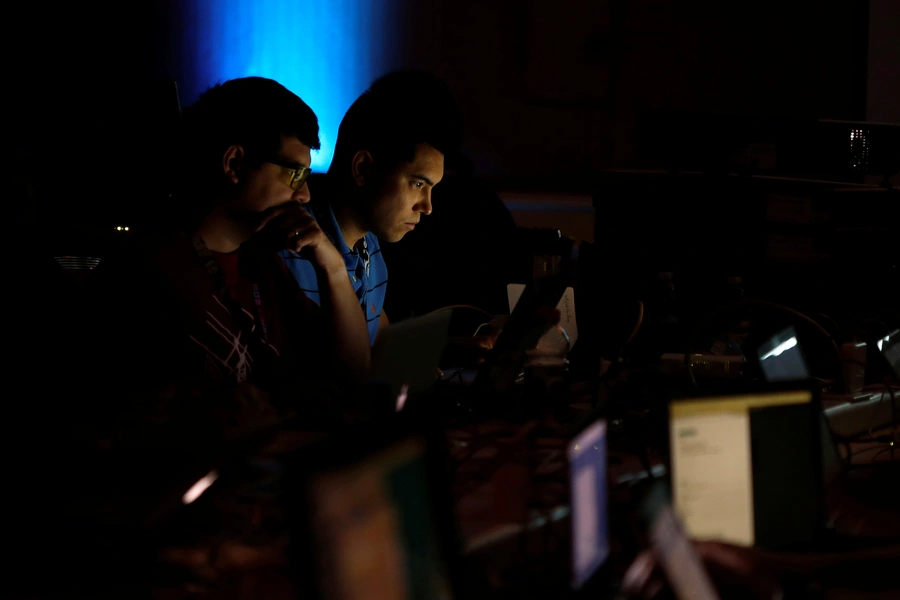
top-left (329, 71), bottom-right (463, 176)
top-left (179, 77), bottom-right (320, 196)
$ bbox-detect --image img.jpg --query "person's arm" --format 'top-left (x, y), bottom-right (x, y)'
top-left (376, 310), bottom-right (389, 342)
top-left (259, 204), bottom-right (370, 383)
top-left (315, 259), bottom-right (372, 381)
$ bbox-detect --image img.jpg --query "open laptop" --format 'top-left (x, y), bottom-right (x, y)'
top-left (756, 326), bottom-right (809, 383)
top-left (568, 415), bottom-right (609, 591)
top-left (284, 415), bottom-right (461, 600)
top-left (755, 327), bottom-right (845, 489)
top-left (668, 386), bottom-right (823, 549)
top-left (508, 283), bottom-right (578, 348)
top-left (437, 274), bottom-right (568, 393)
top-left (471, 274), bottom-right (570, 394)
top-left (874, 328), bottom-right (900, 379)
top-left (371, 310), bottom-right (453, 404)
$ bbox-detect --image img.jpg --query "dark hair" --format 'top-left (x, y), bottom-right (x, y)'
top-left (329, 71), bottom-right (463, 176)
top-left (179, 77), bottom-right (320, 199)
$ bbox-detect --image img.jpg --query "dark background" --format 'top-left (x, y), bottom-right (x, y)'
top-left (6, 0), bottom-right (898, 185)
top-left (4, 0), bottom-right (898, 319)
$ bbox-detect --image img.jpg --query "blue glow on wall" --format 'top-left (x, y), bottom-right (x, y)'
top-left (181, 0), bottom-right (386, 170)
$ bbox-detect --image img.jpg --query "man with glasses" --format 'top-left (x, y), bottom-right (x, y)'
top-left (281, 71), bottom-right (463, 346)
top-left (82, 77), bottom-right (370, 419)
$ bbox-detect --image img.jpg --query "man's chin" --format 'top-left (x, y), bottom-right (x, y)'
top-left (373, 229), bottom-right (405, 243)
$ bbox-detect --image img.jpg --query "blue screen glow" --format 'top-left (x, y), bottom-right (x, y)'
top-left (181, 0), bottom-right (386, 170)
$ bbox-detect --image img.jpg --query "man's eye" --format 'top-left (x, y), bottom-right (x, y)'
top-left (412, 181), bottom-right (424, 189)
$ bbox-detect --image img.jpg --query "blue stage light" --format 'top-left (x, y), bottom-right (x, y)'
top-left (181, 0), bottom-right (383, 170)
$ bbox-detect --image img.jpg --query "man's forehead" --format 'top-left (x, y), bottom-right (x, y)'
top-left (405, 143), bottom-right (444, 169)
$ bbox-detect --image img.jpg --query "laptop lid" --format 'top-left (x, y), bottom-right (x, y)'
top-left (371, 310), bottom-right (452, 400)
top-left (284, 415), bottom-right (460, 600)
top-left (474, 274), bottom-right (569, 394)
top-left (755, 327), bottom-right (843, 489)
top-left (508, 283), bottom-right (578, 349)
top-left (669, 387), bottom-right (821, 549)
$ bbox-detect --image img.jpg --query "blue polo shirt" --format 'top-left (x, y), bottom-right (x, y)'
top-left (280, 200), bottom-right (387, 345)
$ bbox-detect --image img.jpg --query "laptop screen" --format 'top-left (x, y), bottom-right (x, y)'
top-left (757, 326), bottom-right (809, 382)
top-left (669, 389), bottom-right (817, 547)
top-left (876, 329), bottom-right (900, 378)
top-left (305, 437), bottom-right (454, 600)
top-left (568, 419), bottom-right (608, 589)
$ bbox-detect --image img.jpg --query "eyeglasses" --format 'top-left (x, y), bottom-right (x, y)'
top-left (267, 159), bottom-right (311, 191)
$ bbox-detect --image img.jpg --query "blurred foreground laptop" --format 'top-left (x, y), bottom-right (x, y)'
top-left (669, 385), bottom-right (823, 549)
top-left (568, 415), bottom-right (609, 591)
top-left (284, 416), bottom-right (460, 599)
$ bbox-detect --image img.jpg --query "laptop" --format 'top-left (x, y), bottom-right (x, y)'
top-left (756, 326), bottom-right (809, 383)
top-left (283, 415), bottom-right (461, 600)
top-left (668, 386), bottom-right (823, 549)
top-left (755, 327), bottom-right (844, 489)
top-left (568, 416), bottom-right (609, 590)
top-left (873, 328), bottom-right (900, 379)
top-left (371, 310), bottom-right (453, 403)
top-left (472, 273), bottom-right (570, 395)
top-left (508, 283), bottom-right (578, 349)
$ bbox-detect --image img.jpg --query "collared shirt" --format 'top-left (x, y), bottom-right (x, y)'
top-left (280, 200), bottom-right (387, 345)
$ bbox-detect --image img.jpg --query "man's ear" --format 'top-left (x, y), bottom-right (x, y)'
top-left (222, 145), bottom-right (246, 184)
top-left (350, 150), bottom-right (374, 186)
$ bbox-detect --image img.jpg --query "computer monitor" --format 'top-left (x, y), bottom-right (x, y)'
top-left (669, 388), bottom-right (821, 549)
top-left (285, 418), bottom-right (458, 600)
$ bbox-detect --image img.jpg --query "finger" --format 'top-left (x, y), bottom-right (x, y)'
top-left (285, 227), bottom-right (322, 253)
top-left (250, 202), bottom-right (304, 233)
top-left (266, 209), bottom-right (317, 237)
top-left (621, 551), bottom-right (657, 596)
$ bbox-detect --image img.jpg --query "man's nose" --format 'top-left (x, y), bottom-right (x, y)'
top-left (416, 191), bottom-right (432, 215)
top-left (293, 181), bottom-right (311, 204)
